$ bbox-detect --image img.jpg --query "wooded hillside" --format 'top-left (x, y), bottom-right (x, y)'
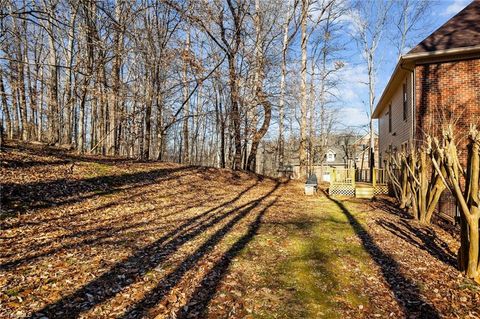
top-left (0, 0), bottom-right (432, 174)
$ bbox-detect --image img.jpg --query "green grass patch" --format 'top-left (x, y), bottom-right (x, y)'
top-left (4, 288), bottom-right (20, 297)
top-left (254, 196), bottom-right (373, 318)
top-left (86, 162), bottom-right (114, 177)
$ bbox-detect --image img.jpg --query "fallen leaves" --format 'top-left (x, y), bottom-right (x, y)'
top-left (1, 143), bottom-right (479, 318)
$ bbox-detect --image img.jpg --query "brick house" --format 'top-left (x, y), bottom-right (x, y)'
top-left (373, 0), bottom-right (480, 166)
top-left (372, 0), bottom-right (480, 221)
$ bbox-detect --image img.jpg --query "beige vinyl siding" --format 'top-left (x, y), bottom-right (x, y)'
top-left (378, 72), bottom-right (413, 167)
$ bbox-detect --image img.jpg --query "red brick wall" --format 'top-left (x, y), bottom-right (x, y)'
top-left (415, 58), bottom-right (480, 221)
top-left (415, 58), bottom-right (480, 165)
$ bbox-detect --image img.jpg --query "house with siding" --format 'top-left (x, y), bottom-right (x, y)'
top-left (288, 133), bottom-right (375, 180)
top-left (352, 132), bottom-right (378, 170)
top-left (372, 0), bottom-right (480, 167)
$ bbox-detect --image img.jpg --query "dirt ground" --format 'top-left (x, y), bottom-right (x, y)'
top-left (1, 142), bottom-right (479, 318)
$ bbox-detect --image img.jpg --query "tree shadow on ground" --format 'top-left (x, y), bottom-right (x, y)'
top-left (372, 196), bottom-right (460, 239)
top-left (1, 178), bottom-right (256, 270)
top-left (324, 192), bottom-right (440, 319)
top-left (371, 197), bottom-right (412, 219)
top-left (1, 169), bottom-right (220, 231)
top-left (370, 197), bottom-right (457, 266)
top-left (1, 165), bottom-right (194, 217)
top-left (376, 218), bottom-right (457, 267)
top-left (121, 193), bottom-right (280, 318)
top-left (2, 216), bottom-right (167, 270)
top-left (1, 158), bottom-right (72, 168)
top-left (1, 141), bottom-right (136, 166)
top-left (28, 180), bottom-right (281, 318)
top-left (176, 197), bottom-right (278, 319)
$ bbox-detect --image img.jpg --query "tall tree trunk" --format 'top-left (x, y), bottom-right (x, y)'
top-left (0, 67), bottom-right (12, 139)
top-left (38, 67), bottom-right (44, 141)
top-left (368, 56), bottom-right (375, 179)
top-left (144, 74), bottom-right (152, 160)
top-left (46, 1), bottom-right (59, 144)
top-left (156, 82), bottom-right (165, 161)
top-left (108, 0), bottom-right (124, 156)
top-left (63, 6), bottom-right (78, 145)
top-left (16, 46), bottom-right (28, 141)
top-left (182, 32), bottom-right (190, 164)
top-left (246, 0), bottom-right (271, 172)
top-left (9, 4), bottom-right (29, 141)
top-left (299, 0), bottom-right (308, 178)
top-left (247, 89), bottom-right (271, 172)
top-left (90, 95), bottom-right (97, 150)
top-left (193, 82), bottom-right (203, 164)
top-left (8, 61), bottom-right (20, 138)
top-left (100, 63), bottom-right (108, 155)
top-left (215, 86), bottom-right (226, 168)
top-left (278, 3), bottom-right (292, 171)
top-left (23, 24), bottom-right (36, 141)
top-left (78, 0), bottom-right (95, 153)
top-left (308, 59), bottom-right (316, 173)
top-left (228, 56), bottom-right (242, 170)
top-left (77, 91), bottom-right (86, 153)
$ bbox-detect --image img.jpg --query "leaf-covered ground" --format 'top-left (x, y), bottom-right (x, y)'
top-left (1, 142), bottom-right (479, 318)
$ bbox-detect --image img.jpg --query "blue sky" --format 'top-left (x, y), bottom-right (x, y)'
top-left (335, 0), bottom-right (472, 130)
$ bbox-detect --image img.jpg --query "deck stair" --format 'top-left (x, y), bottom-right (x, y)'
top-left (355, 183), bottom-right (374, 199)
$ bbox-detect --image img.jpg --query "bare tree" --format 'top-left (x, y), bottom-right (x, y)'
top-left (245, 0), bottom-right (280, 172)
top-left (432, 126), bottom-right (480, 283)
top-left (0, 0), bottom-right (348, 177)
top-left (182, 32), bottom-right (191, 163)
top-left (350, 0), bottom-right (392, 178)
top-left (0, 66), bottom-right (12, 139)
top-left (391, 0), bottom-right (431, 57)
top-left (299, 0), bottom-right (309, 177)
top-left (406, 141), bottom-right (446, 224)
top-left (307, 0), bottom-right (342, 171)
top-left (278, 0), bottom-right (299, 171)
top-left (385, 151), bottom-right (411, 209)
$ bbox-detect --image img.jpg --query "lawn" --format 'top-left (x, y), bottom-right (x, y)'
top-left (1, 143), bottom-right (478, 318)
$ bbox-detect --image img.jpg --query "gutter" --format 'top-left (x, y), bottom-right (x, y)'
top-left (402, 44), bottom-right (480, 61)
top-left (411, 68), bottom-right (415, 145)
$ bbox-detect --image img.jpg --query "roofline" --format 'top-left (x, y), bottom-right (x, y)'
top-left (371, 58), bottom-right (407, 119)
top-left (404, 44), bottom-right (480, 61)
top-left (372, 45), bottom-right (480, 119)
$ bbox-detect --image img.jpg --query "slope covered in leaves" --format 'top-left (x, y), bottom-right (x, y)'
top-left (1, 142), bottom-right (479, 318)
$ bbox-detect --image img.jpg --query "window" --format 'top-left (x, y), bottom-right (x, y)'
top-left (403, 83), bottom-right (407, 121)
top-left (326, 152), bottom-right (335, 162)
top-left (388, 104), bottom-right (392, 133)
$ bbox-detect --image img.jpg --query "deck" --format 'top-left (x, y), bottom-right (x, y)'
top-left (328, 168), bottom-right (389, 198)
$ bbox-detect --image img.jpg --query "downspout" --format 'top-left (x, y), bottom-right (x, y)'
top-left (400, 60), bottom-right (415, 148)
top-left (411, 67), bottom-right (415, 146)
